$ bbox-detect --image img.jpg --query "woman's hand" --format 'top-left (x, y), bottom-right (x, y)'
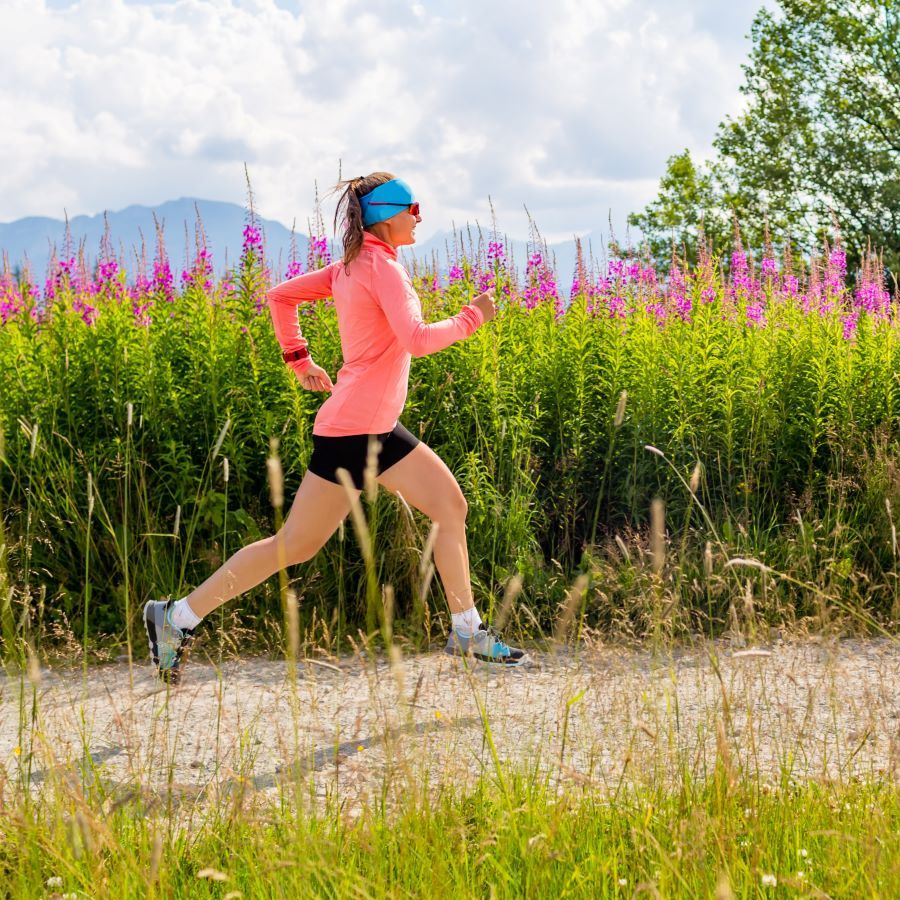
top-left (471, 289), bottom-right (497, 323)
top-left (295, 361), bottom-right (334, 392)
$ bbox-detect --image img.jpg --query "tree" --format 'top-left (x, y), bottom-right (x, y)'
top-left (631, 0), bottom-right (900, 276)
top-left (627, 150), bottom-right (732, 267)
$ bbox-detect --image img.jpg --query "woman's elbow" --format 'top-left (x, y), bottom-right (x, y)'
top-left (405, 341), bottom-right (431, 358)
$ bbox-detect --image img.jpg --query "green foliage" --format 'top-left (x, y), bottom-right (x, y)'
top-left (0, 772), bottom-right (896, 897)
top-left (626, 150), bottom-right (731, 267)
top-left (632, 0), bottom-right (900, 274)
top-left (1, 260), bottom-right (900, 654)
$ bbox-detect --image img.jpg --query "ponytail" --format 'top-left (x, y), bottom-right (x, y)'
top-left (332, 171), bottom-right (395, 272)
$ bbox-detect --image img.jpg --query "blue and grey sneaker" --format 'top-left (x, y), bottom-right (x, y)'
top-left (143, 599), bottom-right (195, 684)
top-left (444, 624), bottom-right (528, 667)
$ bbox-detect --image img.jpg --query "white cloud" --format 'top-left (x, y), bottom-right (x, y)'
top-left (1, 0), bottom-right (762, 242)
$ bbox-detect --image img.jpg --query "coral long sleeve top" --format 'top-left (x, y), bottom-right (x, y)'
top-left (266, 231), bottom-right (485, 437)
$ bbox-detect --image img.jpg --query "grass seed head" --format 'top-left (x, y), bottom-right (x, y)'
top-left (267, 437), bottom-right (284, 509)
top-left (614, 389), bottom-right (627, 427)
top-left (690, 461), bottom-right (702, 494)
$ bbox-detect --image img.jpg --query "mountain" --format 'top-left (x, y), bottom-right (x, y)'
top-left (0, 198), bottom-right (309, 281)
top-left (0, 198), bottom-right (603, 287)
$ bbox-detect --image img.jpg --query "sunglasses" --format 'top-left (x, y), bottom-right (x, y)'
top-left (366, 201), bottom-right (420, 216)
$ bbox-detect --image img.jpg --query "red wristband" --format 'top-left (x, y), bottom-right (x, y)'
top-left (282, 347), bottom-right (310, 364)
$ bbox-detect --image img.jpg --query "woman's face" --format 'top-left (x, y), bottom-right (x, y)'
top-left (370, 204), bottom-right (422, 248)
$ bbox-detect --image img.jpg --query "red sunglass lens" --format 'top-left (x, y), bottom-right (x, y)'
top-left (409, 202), bottom-right (420, 216)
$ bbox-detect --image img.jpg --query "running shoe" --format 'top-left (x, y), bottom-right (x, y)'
top-left (444, 623), bottom-right (528, 667)
top-left (143, 599), bottom-right (195, 684)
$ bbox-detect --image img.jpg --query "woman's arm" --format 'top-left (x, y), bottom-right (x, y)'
top-left (265, 264), bottom-right (336, 373)
top-left (375, 260), bottom-right (484, 357)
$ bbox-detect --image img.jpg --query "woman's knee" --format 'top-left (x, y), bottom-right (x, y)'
top-left (431, 487), bottom-right (468, 524)
top-left (267, 530), bottom-right (322, 567)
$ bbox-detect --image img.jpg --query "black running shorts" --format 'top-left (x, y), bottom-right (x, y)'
top-left (307, 422), bottom-right (420, 490)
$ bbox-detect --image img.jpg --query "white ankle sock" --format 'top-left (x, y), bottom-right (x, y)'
top-left (170, 597), bottom-right (202, 630)
top-left (451, 606), bottom-right (482, 639)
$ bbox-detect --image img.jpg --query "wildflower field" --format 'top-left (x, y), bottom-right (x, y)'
top-left (1, 213), bottom-right (899, 898)
top-left (1, 213), bottom-right (899, 656)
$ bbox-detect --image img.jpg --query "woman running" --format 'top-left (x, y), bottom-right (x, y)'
top-left (143, 171), bottom-right (527, 683)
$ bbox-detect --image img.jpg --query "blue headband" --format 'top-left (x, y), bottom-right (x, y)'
top-left (359, 178), bottom-right (415, 226)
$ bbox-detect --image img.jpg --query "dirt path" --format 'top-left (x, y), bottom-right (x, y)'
top-left (2, 638), bottom-right (897, 811)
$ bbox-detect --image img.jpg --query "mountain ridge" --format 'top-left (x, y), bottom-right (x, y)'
top-left (1, 198), bottom-right (600, 285)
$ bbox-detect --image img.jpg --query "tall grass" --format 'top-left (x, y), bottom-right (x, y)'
top-left (1, 390), bottom-right (896, 897)
top-left (2, 770), bottom-right (896, 898)
top-left (0, 214), bottom-right (898, 658)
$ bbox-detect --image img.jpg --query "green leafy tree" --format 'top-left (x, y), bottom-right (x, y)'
top-left (632, 0), bottom-right (900, 276)
top-left (627, 150), bottom-right (732, 267)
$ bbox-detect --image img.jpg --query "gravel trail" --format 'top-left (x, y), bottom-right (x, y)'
top-left (2, 638), bottom-right (897, 811)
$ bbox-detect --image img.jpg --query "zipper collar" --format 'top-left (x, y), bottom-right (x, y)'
top-left (362, 231), bottom-right (398, 260)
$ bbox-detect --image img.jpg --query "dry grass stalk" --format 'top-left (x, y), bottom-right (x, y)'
top-left (650, 497), bottom-right (665, 575)
top-left (335, 468), bottom-right (372, 561)
top-left (554, 574), bottom-right (589, 645)
top-left (494, 574), bottom-right (523, 632)
top-left (364, 436), bottom-right (381, 503)
top-left (286, 589), bottom-right (299, 662)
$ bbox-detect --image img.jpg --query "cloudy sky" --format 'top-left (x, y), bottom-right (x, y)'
top-left (3, 0), bottom-right (764, 243)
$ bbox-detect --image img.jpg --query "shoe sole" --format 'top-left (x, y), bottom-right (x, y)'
top-left (444, 646), bottom-right (529, 667)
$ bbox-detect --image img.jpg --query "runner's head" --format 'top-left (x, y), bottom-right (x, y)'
top-left (333, 172), bottom-right (421, 268)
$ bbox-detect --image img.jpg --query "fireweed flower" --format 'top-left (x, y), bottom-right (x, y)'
top-left (307, 234), bottom-right (331, 270)
top-left (522, 252), bottom-right (559, 310)
top-left (152, 254), bottom-right (175, 303)
top-left (666, 261), bottom-right (692, 322)
top-left (476, 268), bottom-right (495, 294)
top-left (854, 255), bottom-right (891, 319)
top-left (181, 247), bottom-right (214, 293)
top-left (132, 273), bottom-right (151, 298)
top-left (842, 309), bottom-right (859, 340)
top-left (448, 264), bottom-right (465, 284)
top-left (285, 260), bottom-right (304, 279)
top-left (608, 259), bottom-right (624, 278)
top-left (132, 298), bottom-right (153, 328)
top-left (646, 301), bottom-right (667, 323)
top-left (243, 223), bottom-right (263, 252)
top-left (487, 240), bottom-right (505, 263)
top-left (95, 259), bottom-right (126, 304)
top-left (782, 274), bottom-right (800, 297)
top-left (239, 222), bottom-right (272, 314)
top-left (745, 301), bottom-right (767, 328)
top-left (45, 256), bottom-right (77, 303)
top-left (729, 248), bottom-right (757, 304)
top-left (606, 295), bottom-right (628, 319)
top-left (818, 245), bottom-right (847, 316)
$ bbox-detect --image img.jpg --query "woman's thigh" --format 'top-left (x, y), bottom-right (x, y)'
top-left (376, 442), bottom-right (467, 521)
top-left (279, 467), bottom-right (360, 561)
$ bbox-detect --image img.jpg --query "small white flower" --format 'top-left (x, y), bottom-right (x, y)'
top-left (797, 871), bottom-right (806, 879)
top-left (744, 807), bottom-right (752, 816)
top-left (799, 847), bottom-right (808, 858)
top-left (618, 878), bottom-right (627, 886)
top-left (761, 874), bottom-right (777, 887)
top-left (45, 876), bottom-right (63, 888)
